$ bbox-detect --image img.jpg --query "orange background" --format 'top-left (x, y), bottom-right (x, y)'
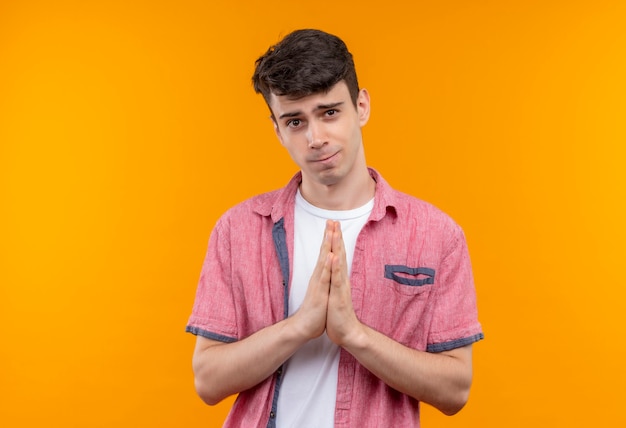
top-left (1, 1), bottom-right (625, 427)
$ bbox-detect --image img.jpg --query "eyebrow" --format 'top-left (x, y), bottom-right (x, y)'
top-left (278, 101), bottom-right (345, 120)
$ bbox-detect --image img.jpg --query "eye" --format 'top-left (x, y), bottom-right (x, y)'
top-left (286, 119), bottom-right (302, 129)
top-left (325, 109), bottom-right (338, 117)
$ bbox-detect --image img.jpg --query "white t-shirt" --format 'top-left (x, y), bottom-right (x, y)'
top-left (276, 189), bottom-right (374, 428)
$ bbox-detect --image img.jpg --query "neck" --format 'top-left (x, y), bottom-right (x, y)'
top-left (300, 165), bottom-right (376, 211)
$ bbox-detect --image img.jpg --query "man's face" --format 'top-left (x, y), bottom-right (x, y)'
top-left (269, 81), bottom-right (370, 189)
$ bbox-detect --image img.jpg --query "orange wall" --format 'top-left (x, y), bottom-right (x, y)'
top-left (1, 1), bottom-right (625, 426)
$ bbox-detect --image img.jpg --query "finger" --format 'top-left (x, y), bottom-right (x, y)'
top-left (330, 225), bottom-right (348, 286)
top-left (309, 221), bottom-right (334, 287)
top-left (331, 221), bottom-right (347, 264)
top-left (314, 220), bottom-right (333, 267)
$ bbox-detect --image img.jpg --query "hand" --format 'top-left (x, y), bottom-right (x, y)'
top-left (325, 221), bottom-right (363, 346)
top-left (291, 220), bottom-right (334, 339)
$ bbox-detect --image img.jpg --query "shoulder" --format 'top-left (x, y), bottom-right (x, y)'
top-left (215, 180), bottom-right (298, 235)
top-left (374, 171), bottom-right (460, 231)
top-left (216, 188), bottom-right (280, 225)
top-left (218, 171), bottom-right (301, 226)
top-left (206, 189), bottom-right (285, 252)
top-left (375, 175), bottom-right (465, 250)
top-left (395, 188), bottom-right (458, 226)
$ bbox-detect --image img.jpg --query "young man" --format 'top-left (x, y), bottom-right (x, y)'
top-left (186, 29), bottom-right (483, 427)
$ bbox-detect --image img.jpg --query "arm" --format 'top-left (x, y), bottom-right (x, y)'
top-left (335, 326), bottom-right (473, 415)
top-left (325, 221), bottom-right (473, 415)
top-left (191, 222), bottom-right (336, 405)
top-left (192, 319), bottom-right (308, 405)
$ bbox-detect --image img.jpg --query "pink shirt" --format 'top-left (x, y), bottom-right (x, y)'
top-left (186, 169), bottom-right (483, 427)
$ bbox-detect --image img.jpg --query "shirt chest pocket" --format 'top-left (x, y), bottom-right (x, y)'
top-left (384, 265), bottom-right (435, 295)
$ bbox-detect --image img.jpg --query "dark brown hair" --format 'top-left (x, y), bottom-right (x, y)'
top-left (252, 29), bottom-right (360, 108)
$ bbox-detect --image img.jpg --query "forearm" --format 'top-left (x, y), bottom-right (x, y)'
top-left (325, 223), bottom-right (473, 414)
top-left (192, 316), bottom-right (309, 405)
top-left (193, 223), bottom-right (336, 405)
top-left (341, 324), bottom-right (473, 415)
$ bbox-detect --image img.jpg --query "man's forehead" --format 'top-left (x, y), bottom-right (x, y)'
top-left (269, 81), bottom-right (350, 114)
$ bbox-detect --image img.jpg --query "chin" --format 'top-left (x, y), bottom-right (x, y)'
top-left (316, 170), bottom-right (344, 186)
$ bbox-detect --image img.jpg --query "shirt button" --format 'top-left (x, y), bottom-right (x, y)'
top-left (270, 411), bottom-right (275, 418)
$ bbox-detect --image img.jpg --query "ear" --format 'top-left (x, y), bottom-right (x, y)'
top-left (356, 88), bottom-right (371, 126)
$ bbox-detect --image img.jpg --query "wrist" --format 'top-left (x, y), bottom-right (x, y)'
top-left (335, 317), bottom-right (368, 350)
top-left (286, 310), bottom-right (324, 342)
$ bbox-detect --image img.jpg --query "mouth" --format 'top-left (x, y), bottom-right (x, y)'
top-left (312, 152), bottom-right (338, 163)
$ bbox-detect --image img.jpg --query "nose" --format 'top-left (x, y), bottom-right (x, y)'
top-left (306, 121), bottom-right (327, 149)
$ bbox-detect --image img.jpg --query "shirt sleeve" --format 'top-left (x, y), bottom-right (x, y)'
top-left (426, 225), bottom-right (483, 352)
top-left (185, 216), bottom-right (239, 343)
